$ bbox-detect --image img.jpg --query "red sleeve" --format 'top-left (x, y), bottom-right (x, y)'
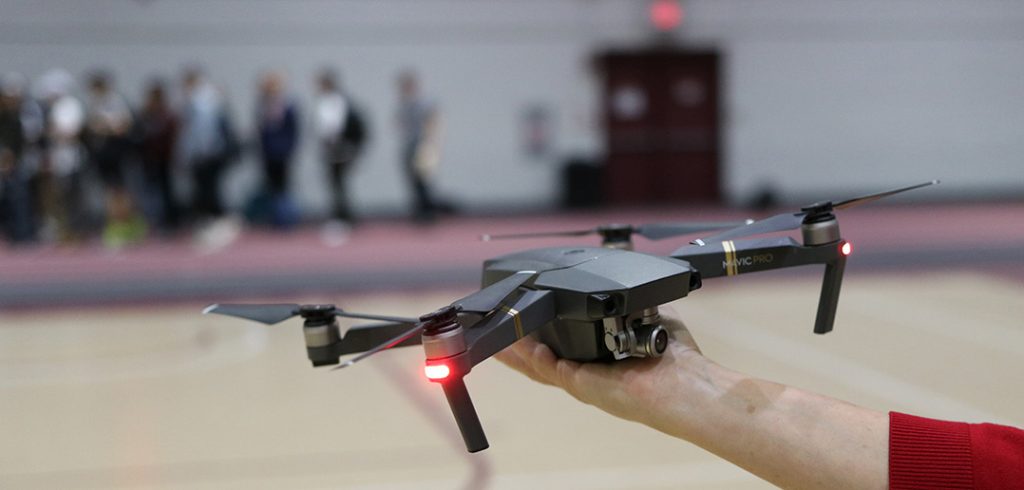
top-left (890, 411), bottom-right (1024, 489)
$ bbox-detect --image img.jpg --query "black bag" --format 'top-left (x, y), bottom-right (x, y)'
top-left (331, 104), bottom-right (368, 163)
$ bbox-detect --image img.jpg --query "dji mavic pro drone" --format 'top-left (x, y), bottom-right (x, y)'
top-left (205, 180), bottom-right (938, 453)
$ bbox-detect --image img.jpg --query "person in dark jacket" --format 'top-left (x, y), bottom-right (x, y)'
top-left (256, 71), bottom-right (298, 198)
top-left (0, 74), bottom-right (28, 243)
top-left (137, 80), bottom-right (179, 233)
top-left (252, 71), bottom-right (299, 229)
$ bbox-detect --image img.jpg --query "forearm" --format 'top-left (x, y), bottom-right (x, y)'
top-left (653, 352), bottom-right (888, 490)
top-left (498, 329), bottom-right (890, 489)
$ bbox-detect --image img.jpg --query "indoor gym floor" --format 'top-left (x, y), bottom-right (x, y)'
top-left (1, 203), bottom-right (1022, 489)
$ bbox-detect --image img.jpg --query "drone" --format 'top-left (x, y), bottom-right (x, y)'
top-left (205, 180), bottom-right (938, 453)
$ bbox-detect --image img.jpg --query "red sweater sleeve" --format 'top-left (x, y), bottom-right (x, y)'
top-left (890, 411), bottom-right (1024, 489)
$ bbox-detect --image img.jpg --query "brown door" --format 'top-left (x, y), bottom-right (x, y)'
top-left (599, 50), bottom-right (721, 205)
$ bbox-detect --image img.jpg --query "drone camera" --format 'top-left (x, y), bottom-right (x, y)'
top-left (634, 323), bottom-right (669, 357)
top-left (635, 308), bottom-right (668, 357)
top-left (601, 307), bottom-right (670, 360)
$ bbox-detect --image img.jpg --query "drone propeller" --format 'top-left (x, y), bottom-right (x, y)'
top-left (202, 303), bottom-right (301, 325)
top-left (480, 221), bottom-right (749, 243)
top-left (331, 321), bottom-right (429, 370)
top-left (203, 303), bottom-right (420, 326)
top-left (330, 270), bottom-right (536, 370)
top-left (337, 321), bottom-right (424, 354)
top-left (693, 180), bottom-right (940, 245)
top-left (832, 180), bottom-right (939, 210)
top-left (634, 221), bottom-right (753, 240)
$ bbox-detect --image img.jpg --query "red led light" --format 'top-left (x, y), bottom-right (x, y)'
top-left (650, 0), bottom-right (683, 31)
top-left (841, 242), bottom-right (853, 256)
top-left (424, 363), bottom-right (451, 380)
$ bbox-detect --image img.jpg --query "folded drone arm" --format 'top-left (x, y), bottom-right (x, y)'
top-left (671, 237), bottom-right (848, 334)
top-left (464, 289), bottom-right (557, 367)
top-left (422, 289), bottom-right (556, 453)
top-left (671, 236), bottom-right (843, 278)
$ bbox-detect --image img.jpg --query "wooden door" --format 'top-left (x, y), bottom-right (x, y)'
top-left (599, 50), bottom-right (721, 204)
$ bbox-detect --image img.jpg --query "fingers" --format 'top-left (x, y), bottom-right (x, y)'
top-left (495, 336), bottom-right (559, 387)
top-left (496, 336), bottom-right (588, 398)
top-left (554, 357), bottom-right (586, 402)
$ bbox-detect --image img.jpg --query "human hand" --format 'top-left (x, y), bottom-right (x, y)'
top-left (498, 307), bottom-right (891, 490)
top-left (495, 307), bottom-right (709, 431)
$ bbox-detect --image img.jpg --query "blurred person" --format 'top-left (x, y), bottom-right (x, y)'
top-left (84, 71), bottom-right (133, 192)
top-left (497, 310), bottom-right (1024, 489)
top-left (0, 73), bottom-right (30, 244)
top-left (84, 71), bottom-right (145, 249)
top-left (14, 73), bottom-right (46, 242)
top-left (178, 66), bottom-right (240, 250)
top-left (396, 69), bottom-right (445, 223)
top-left (313, 68), bottom-right (367, 245)
top-left (35, 69), bottom-right (87, 244)
top-left (254, 71), bottom-right (299, 228)
top-left (136, 79), bottom-right (180, 234)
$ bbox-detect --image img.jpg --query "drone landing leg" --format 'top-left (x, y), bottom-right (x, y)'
top-left (440, 375), bottom-right (489, 453)
top-left (814, 257), bottom-right (846, 334)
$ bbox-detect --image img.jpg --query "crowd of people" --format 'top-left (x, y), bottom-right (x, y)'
top-left (0, 66), bottom-right (443, 250)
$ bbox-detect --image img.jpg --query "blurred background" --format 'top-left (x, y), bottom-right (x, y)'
top-left (1, 1), bottom-right (1022, 489)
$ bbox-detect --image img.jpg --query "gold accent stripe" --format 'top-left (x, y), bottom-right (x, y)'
top-left (502, 306), bottom-right (524, 339)
top-left (723, 240), bottom-right (737, 276)
top-left (730, 241), bottom-right (739, 276)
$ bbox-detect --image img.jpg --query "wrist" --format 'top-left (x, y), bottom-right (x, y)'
top-left (630, 344), bottom-right (721, 439)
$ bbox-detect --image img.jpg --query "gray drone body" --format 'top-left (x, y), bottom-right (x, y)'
top-left (482, 246), bottom-right (700, 361)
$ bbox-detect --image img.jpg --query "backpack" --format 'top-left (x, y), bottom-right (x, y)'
top-left (335, 103), bottom-right (367, 161)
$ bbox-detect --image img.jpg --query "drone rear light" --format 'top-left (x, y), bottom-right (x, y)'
top-left (424, 363), bottom-right (451, 381)
top-left (841, 241), bottom-right (853, 256)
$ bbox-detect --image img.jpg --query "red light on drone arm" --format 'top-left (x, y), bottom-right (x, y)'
top-left (841, 242), bottom-right (853, 256)
top-left (424, 363), bottom-right (451, 380)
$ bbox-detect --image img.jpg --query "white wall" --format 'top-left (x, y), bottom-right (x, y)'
top-left (685, 1), bottom-right (1024, 203)
top-left (1, 0), bottom-right (1021, 215)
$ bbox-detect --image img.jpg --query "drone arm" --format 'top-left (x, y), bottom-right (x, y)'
top-left (671, 237), bottom-right (843, 279)
top-left (672, 237), bottom-right (849, 333)
top-left (464, 289), bottom-right (557, 367)
top-left (420, 289), bottom-right (555, 453)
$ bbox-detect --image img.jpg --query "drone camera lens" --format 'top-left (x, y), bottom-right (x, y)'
top-left (653, 328), bottom-right (669, 354)
top-left (633, 324), bottom-right (668, 358)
